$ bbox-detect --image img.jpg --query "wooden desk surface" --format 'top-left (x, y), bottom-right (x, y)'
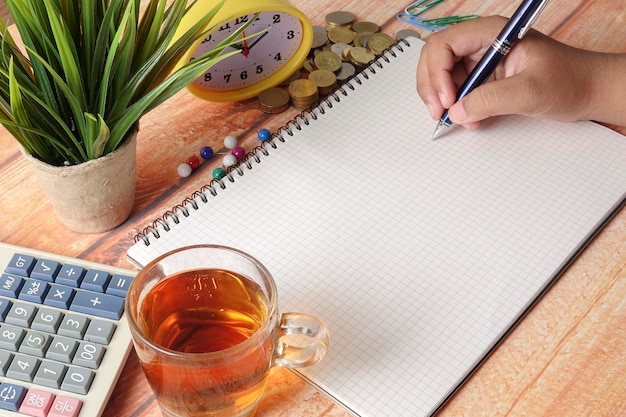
top-left (1, 1), bottom-right (625, 416)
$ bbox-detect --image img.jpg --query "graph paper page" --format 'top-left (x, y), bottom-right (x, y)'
top-left (128, 38), bottom-right (626, 416)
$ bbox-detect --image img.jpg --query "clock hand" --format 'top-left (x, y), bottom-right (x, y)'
top-left (246, 31), bottom-right (269, 52)
top-left (241, 32), bottom-right (250, 57)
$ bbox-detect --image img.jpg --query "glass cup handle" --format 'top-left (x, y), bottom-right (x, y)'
top-left (273, 313), bottom-right (329, 368)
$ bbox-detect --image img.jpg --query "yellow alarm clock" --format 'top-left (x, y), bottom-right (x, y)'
top-left (175, 0), bottom-right (313, 102)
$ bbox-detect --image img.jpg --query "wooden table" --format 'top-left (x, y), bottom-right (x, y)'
top-left (1, 1), bottom-right (625, 416)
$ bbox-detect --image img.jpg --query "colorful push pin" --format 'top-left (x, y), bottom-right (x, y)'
top-left (257, 128), bottom-right (271, 142)
top-left (177, 163), bottom-right (192, 178)
top-left (212, 167), bottom-right (226, 180)
top-left (200, 146), bottom-right (214, 160)
top-left (186, 156), bottom-right (200, 171)
top-left (224, 135), bottom-right (238, 149)
top-left (231, 146), bottom-right (245, 159)
top-left (223, 154), bottom-right (238, 167)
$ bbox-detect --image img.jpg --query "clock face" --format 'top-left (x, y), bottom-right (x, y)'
top-left (190, 11), bottom-right (305, 92)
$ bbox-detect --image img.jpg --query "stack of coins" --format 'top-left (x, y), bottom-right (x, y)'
top-left (288, 79), bottom-right (319, 111)
top-left (258, 87), bottom-right (291, 114)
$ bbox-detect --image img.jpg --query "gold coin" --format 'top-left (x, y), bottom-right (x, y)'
top-left (325, 11), bottom-right (356, 27)
top-left (367, 33), bottom-right (395, 55)
top-left (303, 59), bottom-right (317, 73)
top-left (352, 21), bottom-right (379, 33)
top-left (288, 79), bottom-right (319, 110)
top-left (258, 87), bottom-right (290, 114)
top-left (313, 50), bottom-right (343, 73)
top-left (308, 70), bottom-right (337, 96)
top-left (289, 79), bottom-right (318, 97)
top-left (328, 26), bottom-right (356, 44)
top-left (347, 47), bottom-right (375, 67)
top-left (308, 70), bottom-right (337, 89)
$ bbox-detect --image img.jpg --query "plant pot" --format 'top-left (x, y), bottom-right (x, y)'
top-left (21, 127), bottom-right (138, 234)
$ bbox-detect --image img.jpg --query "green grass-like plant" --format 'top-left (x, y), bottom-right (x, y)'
top-left (0, 0), bottom-right (250, 166)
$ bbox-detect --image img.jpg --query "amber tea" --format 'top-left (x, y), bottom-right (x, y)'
top-left (126, 245), bottom-right (329, 417)
top-left (136, 268), bottom-right (274, 417)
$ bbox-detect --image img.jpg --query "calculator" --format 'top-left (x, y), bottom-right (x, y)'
top-left (0, 241), bottom-right (135, 417)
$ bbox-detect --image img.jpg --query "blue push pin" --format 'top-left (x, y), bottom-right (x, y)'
top-left (257, 128), bottom-right (271, 142)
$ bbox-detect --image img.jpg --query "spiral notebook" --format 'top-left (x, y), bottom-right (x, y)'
top-left (127, 37), bottom-right (626, 417)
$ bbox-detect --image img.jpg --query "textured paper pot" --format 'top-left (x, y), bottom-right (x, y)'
top-left (21, 128), bottom-right (137, 233)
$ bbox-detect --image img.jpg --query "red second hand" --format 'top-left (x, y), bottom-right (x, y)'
top-left (241, 31), bottom-right (250, 57)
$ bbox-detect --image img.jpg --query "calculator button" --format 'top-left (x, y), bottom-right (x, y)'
top-left (44, 284), bottom-right (76, 309)
top-left (34, 361), bottom-right (67, 389)
top-left (49, 395), bottom-right (82, 417)
top-left (6, 353), bottom-right (40, 382)
top-left (31, 307), bottom-right (63, 333)
top-left (84, 319), bottom-right (116, 345)
top-left (61, 366), bottom-right (94, 394)
top-left (5, 253), bottom-right (36, 276)
top-left (5, 302), bottom-right (37, 327)
top-left (0, 382), bottom-right (27, 411)
top-left (19, 388), bottom-right (55, 416)
top-left (70, 290), bottom-right (124, 320)
top-left (0, 298), bottom-right (12, 320)
top-left (18, 279), bottom-right (51, 304)
top-left (73, 342), bottom-right (105, 369)
top-left (0, 274), bottom-right (25, 298)
top-left (46, 336), bottom-right (78, 363)
top-left (106, 274), bottom-right (134, 297)
top-left (30, 259), bottom-right (61, 282)
top-left (0, 324), bottom-right (26, 350)
top-left (0, 350), bottom-right (13, 376)
top-left (80, 269), bottom-right (111, 293)
top-left (19, 330), bottom-right (51, 357)
top-left (55, 265), bottom-right (85, 288)
top-left (57, 313), bottom-right (89, 339)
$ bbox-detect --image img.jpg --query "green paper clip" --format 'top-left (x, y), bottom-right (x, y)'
top-left (405, 0), bottom-right (445, 17)
top-left (421, 14), bottom-right (480, 26)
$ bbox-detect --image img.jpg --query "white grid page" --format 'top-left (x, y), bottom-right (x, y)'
top-left (128, 39), bottom-right (626, 417)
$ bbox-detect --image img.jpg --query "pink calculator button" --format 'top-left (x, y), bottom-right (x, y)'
top-left (18, 389), bottom-right (54, 417)
top-left (47, 396), bottom-right (82, 417)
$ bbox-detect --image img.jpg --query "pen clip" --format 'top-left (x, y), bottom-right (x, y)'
top-left (518, 0), bottom-right (550, 39)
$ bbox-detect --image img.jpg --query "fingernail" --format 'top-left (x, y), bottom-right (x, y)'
top-left (438, 92), bottom-right (448, 108)
top-left (426, 103), bottom-right (436, 119)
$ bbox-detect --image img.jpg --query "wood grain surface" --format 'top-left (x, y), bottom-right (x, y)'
top-left (0, 1), bottom-right (624, 416)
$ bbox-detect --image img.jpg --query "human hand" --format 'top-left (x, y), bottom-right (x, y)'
top-left (416, 15), bottom-right (619, 130)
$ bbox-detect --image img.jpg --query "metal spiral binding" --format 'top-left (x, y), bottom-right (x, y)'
top-left (135, 39), bottom-right (411, 246)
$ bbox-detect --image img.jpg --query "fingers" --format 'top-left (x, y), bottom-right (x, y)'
top-left (417, 16), bottom-right (508, 120)
top-left (447, 73), bottom-right (542, 124)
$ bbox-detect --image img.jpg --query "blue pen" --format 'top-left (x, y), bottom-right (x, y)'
top-left (431, 0), bottom-right (550, 140)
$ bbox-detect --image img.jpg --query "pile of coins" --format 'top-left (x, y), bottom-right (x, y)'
top-left (258, 11), bottom-right (420, 113)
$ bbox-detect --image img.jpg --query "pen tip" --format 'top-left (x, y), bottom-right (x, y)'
top-left (431, 122), bottom-right (445, 141)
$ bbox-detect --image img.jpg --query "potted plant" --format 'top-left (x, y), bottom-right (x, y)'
top-left (0, 0), bottom-right (251, 233)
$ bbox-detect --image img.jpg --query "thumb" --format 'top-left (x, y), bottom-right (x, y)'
top-left (448, 75), bottom-right (540, 124)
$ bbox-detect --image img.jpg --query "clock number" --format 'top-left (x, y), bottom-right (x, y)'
top-left (204, 73), bottom-right (212, 82)
top-left (287, 30), bottom-right (295, 40)
top-left (219, 22), bottom-right (231, 32)
top-left (240, 70), bottom-right (248, 80)
top-left (274, 52), bottom-right (283, 62)
top-left (201, 34), bottom-right (213, 44)
top-left (256, 65), bottom-right (263, 75)
top-left (235, 15), bottom-right (249, 25)
top-left (223, 74), bottom-right (232, 83)
top-left (272, 14), bottom-right (281, 24)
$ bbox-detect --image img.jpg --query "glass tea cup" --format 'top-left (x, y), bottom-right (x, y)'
top-left (125, 244), bottom-right (329, 417)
